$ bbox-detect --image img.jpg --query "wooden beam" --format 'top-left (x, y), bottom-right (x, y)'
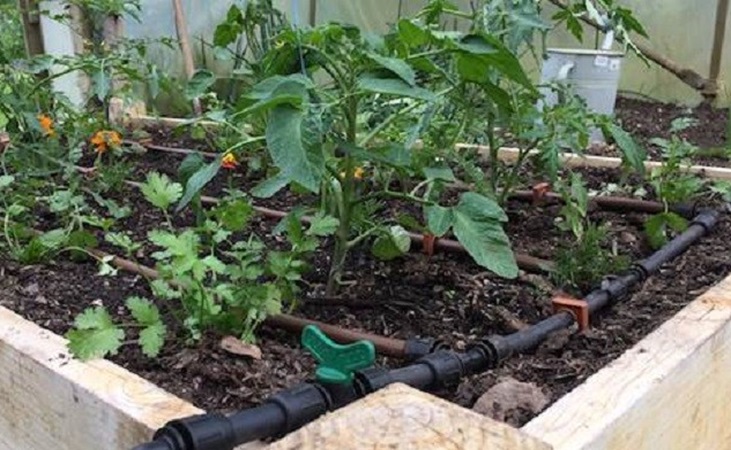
top-left (457, 144), bottom-right (731, 181)
top-left (171, 0), bottom-right (202, 116)
top-left (522, 274), bottom-right (731, 449)
top-left (269, 383), bottom-right (553, 450)
top-left (0, 305), bottom-right (203, 450)
top-left (17, 0), bottom-right (44, 57)
top-left (709, 0), bottom-right (730, 95)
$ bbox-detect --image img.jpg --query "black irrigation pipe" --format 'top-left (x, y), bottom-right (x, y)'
top-left (132, 208), bottom-right (721, 450)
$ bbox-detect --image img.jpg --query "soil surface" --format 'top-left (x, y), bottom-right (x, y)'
top-left (592, 96), bottom-right (731, 166)
top-left (2, 136), bottom-right (730, 428)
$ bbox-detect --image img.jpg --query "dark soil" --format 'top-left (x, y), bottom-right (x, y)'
top-left (5, 113), bottom-right (731, 431)
top-left (591, 96), bottom-right (731, 166)
top-left (2, 140), bottom-right (730, 429)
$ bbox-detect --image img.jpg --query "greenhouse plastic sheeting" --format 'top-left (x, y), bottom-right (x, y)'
top-left (120, 0), bottom-right (728, 106)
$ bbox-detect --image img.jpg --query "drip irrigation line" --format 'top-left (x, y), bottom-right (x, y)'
top-left (133, 208), bottom-right (721, 450)
top-left (121, 180), bottom-right (554, 273)
top-left (508, 190), bottom-right (698, 218)
top-left (86, 246), bottom-right (434, 360)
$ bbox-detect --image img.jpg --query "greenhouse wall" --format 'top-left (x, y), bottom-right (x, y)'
top-left (119, 1), bottom-right (730, 107)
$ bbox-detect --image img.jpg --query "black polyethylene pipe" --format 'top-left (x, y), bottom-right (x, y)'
top-left (131, 209), bottom-right (721, 450)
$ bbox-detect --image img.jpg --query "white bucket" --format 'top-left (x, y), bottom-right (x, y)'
top-left (539, 48), bottom-right (624, 143)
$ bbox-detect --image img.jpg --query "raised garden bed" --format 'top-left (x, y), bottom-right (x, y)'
top-left (2, 108), bottom-right (731, 449)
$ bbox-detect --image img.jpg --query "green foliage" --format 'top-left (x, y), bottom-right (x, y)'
top-left (553, 223), bottom-right (629, 293)
top-left (145, 195), bottom-right (316, 342)
top-left (644, 117), bottom-right (706, 247)
top-left (644, 211), bottom-right (689, 249)
top-left (552, 173), bottom-right (629, 292)
top-left (66, 297), bottom-right (166, 361)
top-left (551, 0), bottom-right (648, 57)
top-left (426, 192), bottom-right (517, 278)
top-left (140, 172), bottom-right (183, 211)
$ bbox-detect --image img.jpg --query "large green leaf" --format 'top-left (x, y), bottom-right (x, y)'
top-left (426, 205), bottom-right (453, 237)
top-left (606, 123), bottom-right (646, 174)
top-left (452, 193), bottom-right (517, 278)
top-left (186, 70), bottom-right (216, 99)
top-left (452, 34), bottom-right (533, 90)
top-left (367, 53), bottom-right (417, 86)
top-left (397, 19), bottom-right (430, 47)
top-left (239, 76), bottom-right (309, 117)
top-left (176, 155), bottom-right (223, 212)
top-left (372, 226), bottom-right (411, 260)
top-left (358, 75), bottom-right (436, 102)
top-left (265, 105), bottom-right (323, 194)
top-left (214, 5), bottom-right (244, 47)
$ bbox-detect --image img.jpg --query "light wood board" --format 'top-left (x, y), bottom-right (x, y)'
top-left (522, 273), bottom-right (731, 450)
top-left (458, 144), bottom-right (731, 181)
top-left (269, 383), bottom-right (553, 450)
top-left (0, 305), bottom-right (202, 450)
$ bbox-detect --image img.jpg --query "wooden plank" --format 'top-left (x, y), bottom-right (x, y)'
top-left (457, 144), bottom-right (731, 181)
top-left (0, 305), bottom-right (203, 450)
top-left (269, 383), bottom-right (553, 450)
top-left (522, 273), bottom-right (731, 450)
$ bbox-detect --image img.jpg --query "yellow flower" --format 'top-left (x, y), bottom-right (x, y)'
top-left (91, 130), bottom-right (122, 154)
top-left (340, 167), bottom-right (365, 180)
top-left (37, 114), bottom-right (55, 137)
top-left (221, 153), bottom-right (238, 169)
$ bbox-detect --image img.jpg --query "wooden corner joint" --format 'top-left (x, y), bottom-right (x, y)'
top-left (552, 295), bottom-right (590, 331)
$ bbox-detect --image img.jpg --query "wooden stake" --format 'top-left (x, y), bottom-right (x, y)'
top-left (708, 0), bottom-right (730, 100)
top-left (171, 0), bottom-right (202, 116)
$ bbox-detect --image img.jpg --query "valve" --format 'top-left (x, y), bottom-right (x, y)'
top-left (301, 325), bottom-right (376, 384)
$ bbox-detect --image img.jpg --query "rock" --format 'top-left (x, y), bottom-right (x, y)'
top-left (472, 376), bottom-right (550, 426)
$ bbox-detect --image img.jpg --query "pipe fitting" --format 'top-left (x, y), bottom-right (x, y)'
top-left (415, 351), bottom-right (466, 389)
top-left (467, 335), bottom-right (513, 368)
top-left (266, 383), bottom-right (331, 436)
top-left (691, 209), bottom-right (720, 232)
top-left (403, 337), bottom-right (449, 361)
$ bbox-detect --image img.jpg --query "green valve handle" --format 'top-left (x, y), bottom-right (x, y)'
top-left (300, 325), bottom-right (376, 384)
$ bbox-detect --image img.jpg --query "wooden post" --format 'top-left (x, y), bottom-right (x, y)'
top-left (707, 0), bottom-right (730, 100)
top-left (308, 0), bottom-right (317, 26)
top-left (17, 0), bottom-right (44, 57)
top-left (171, 0), bottom-right (202, 116)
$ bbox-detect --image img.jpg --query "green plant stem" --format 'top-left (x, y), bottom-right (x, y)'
top-left (498, 141), bottom-right (539, 205)
top-left (353, 189), bottom-right (435, 207)
top-left (346, 226), bottom-right (380, 249)
top-left (325, 92), bottom-right (359, 296)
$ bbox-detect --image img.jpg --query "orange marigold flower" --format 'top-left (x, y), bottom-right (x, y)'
top-left (221, 153), bottom-right (238, 169)
top-left (91, 130), bottom-right (122, 154)
top-left (353, 167), bottom-right (365, 180)
top-left (37, 114), bottom-right (55, 137)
